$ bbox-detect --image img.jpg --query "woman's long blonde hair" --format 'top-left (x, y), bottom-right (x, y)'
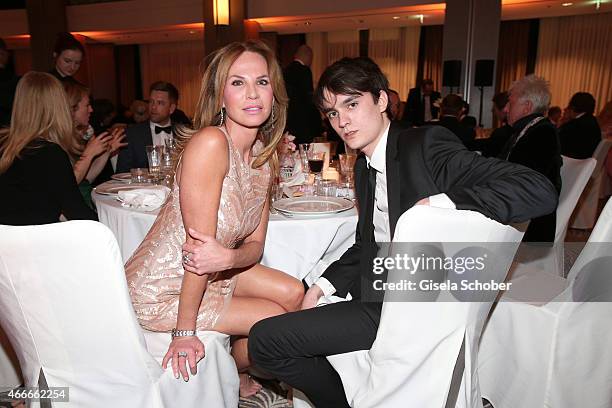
top-left (179, 40), bottom-right (288, 173)
top-left (63, 81), bottom-right (90, 162)
top-left (0, 72), bottom-right (74, 174)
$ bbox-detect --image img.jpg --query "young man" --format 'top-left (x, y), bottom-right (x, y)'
top-left (249, 57), bottom-right (559, 408)
top-left (116, 81), bottom-right (178, 172)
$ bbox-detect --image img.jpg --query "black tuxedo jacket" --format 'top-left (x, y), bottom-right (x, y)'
top-left (116, 122), bottom-right (155, 173)
top-left (321, 122), bottom-right (559, 299)
top-left (502, 117), bottom-right (562, 243)
top-left (401, 87), bottom-right (441, 126)
top-left (283, 61), bottom-right (323, 145)
top-left (558, 114), bottom-right (601, 160)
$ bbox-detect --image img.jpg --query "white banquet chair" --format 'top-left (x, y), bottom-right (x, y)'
top-left (478, 197), bottom-right (612, 408)
top-left (0, 221), bottom-right (238, 408)
top-left (570, 138), bottom-right (612, 229)
top-left (512, 156), bottom-right (596, 278)
top-left (326, 205), bottom-right (526, 408)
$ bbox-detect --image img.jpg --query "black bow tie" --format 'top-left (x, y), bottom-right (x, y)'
top-left (155, 125), bottom-right (172, 134)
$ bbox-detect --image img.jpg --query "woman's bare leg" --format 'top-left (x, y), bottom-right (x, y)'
top-left (213, 264), bottom-right (304, 396)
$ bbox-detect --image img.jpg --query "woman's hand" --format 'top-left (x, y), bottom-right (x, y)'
top-left (83, 132), bottom-right (111, 158)
top-left (108, 127), bottom-right (127, 154)
top-left (162, 335), bottom-right (205, 381)
top-left (182, 227), bottom-right (233, 275)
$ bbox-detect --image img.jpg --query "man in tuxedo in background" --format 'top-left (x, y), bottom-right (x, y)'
top-left (437, 94), bottom-right (475, 147)
top-left (499, 75), bottom-right (562, 243)
top-left (116, 81), bottom-right (178, 173)
top-left (283, 44), bottom-right (323, 145)
top-left (249, 57), bottom-right (559, 408)
top-left (558, 92), bottom-right (601, 160)
top-left (401, 78), bottom-right (440, 126)
top-left (469, 92), bottom-right (514, 158)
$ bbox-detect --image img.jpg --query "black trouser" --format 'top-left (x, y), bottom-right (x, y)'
top-left (249, 300), bottom-right (382, 408)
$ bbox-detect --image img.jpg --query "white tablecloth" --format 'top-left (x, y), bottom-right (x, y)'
top-left (93, 192), bottom-right (357, 283)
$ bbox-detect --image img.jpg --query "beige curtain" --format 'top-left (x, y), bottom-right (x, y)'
top-left (306, 32), bottom-right (328, 87)
top-left (496, 20), bottom-right (530, 94)
top-left (369, 27), bottom-right (420, 101)
top-left (140, 41), bottom-right (205, 118)
top-left (420, 25), bottom-right (443, 91)
top-left (535, 13), bottom-right (612, 112)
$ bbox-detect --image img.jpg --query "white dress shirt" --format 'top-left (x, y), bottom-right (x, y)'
top-left (150, 120), bottom-right (173, 147)
top-left (423, 94), bottom-right (432, 122)
top-left (315, 123), bottom-right (455, 298)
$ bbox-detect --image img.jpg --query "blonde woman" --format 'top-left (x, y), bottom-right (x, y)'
top-left (63, 82), bottom-right (125, 207)
top-left (0, 72), bottom-right (96, 225)
top-left (125, 40), bottom-right (304, 397)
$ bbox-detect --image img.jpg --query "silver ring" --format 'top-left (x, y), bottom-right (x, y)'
top-left (182, 253), bottom-right (191, 264)
top-left (178, 351), bottom-right (188, 357)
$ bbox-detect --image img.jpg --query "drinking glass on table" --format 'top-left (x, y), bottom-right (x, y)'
top-left (339, 153), bottom-right (357, 183)
top-left (298, 143), bottom-right (310, 173)
top-left (146, 145), bottom-right (165, 180)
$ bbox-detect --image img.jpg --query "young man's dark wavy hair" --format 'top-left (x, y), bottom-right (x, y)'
top-left (314, 57), bottom-right (391, 118)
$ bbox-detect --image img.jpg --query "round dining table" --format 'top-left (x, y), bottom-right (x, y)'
top-left (93, 191), bottom-right (358, 285)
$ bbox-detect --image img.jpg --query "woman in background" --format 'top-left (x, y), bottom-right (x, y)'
top-left (0, 72), bottom-right (96, 225)
top-left (63, 82), bottom-right (125, 207)
top-left (49, 32), bottom-right (85, 85)
top-left (125, 40), bottom-right (304, 397)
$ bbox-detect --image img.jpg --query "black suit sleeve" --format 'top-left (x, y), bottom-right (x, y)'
top-left (45, 145), bottom-right (98, 221)
top-left (423, 127), bottom-right (558, 224)
top-left (320, 158), bottom-right (367, 298)
top-left (115, 135), bottom-right (134, 173)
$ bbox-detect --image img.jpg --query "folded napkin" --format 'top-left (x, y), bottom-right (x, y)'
top-left (118, 186), bottom-right (170, 210)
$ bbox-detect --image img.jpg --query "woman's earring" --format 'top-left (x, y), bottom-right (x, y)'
top-left (219, 107), bottom-right (225, 126)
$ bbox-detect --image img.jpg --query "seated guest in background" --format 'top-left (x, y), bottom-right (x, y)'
top-left (283, 44), bottom-right (323, 145)
top-left (64, 82), bottom-right (126, 208)
top-left (437, 94), bottom-right (475, 146)
top-left (401, 78), bottom-right (440, 126)
top-left (91, 98), bottom-right (117, 134)
top-left (249, 57), bottom-right (558, 408)
top-left (460, 100), bottom-right (477, 130)
top-left (0, 72), bottom-right (97, 225)
top-left (387, 89), bottom-right (402, 120)
top-left (500, 75), bottom-right (561, 243)
top-left (470, 91), bottom-right (513, 158)
top-left (116, 81), bottom-right (179, 172)
top-left (130, 99), bottom-right (149, 124)
top-left (49, 32), bottom-right (84, 85)
top-left (559, 92), bottom-right (602, 159)
top-left (125, 40), bottom-right (303, 397)
top-left (547, 105), bottom-right (562, 127)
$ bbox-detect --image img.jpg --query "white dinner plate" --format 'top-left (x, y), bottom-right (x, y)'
top-left (272, 196), bottom-right (354, 216)
top-left (94, 182), bottom-right (154, 196)
top-left (111, 172), bottom-right (132, 182)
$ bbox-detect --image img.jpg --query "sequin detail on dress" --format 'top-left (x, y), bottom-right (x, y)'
top-left (126, 127), bottom-right (270, 331)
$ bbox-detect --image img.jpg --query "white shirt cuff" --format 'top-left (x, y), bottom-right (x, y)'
top-left (314, 277), bottom-right (336, 297)
top-left (428, 193), bottom-right (456, 209)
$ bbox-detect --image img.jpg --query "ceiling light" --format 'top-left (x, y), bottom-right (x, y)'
top-left (393, 16), bottom-right (400, 20)
top-left (416, 14), bottom-right (424, 24)
top-left (562, 2), bottom-right (573, 6)
top-left (304, 22), bottom-right (312, 26)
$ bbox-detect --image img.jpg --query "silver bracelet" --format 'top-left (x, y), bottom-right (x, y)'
top-left (171, 328), bottom-right (196, 338)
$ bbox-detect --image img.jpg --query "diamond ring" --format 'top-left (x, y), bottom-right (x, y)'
top-left (178, 351), bottom-right (188, 358)
top-left (182, 253), bottom-right (191, 263)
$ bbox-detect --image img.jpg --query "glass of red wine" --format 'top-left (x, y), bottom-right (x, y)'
top-left (306, 149), bottom-right (326, 194)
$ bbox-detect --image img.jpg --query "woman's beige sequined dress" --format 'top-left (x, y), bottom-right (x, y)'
top-left (126, 127), bottom-right (270, 332)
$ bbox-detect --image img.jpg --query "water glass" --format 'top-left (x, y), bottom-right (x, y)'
top-left (298, 143), bottom-right (310, 173)
top-left (316, 180), bottom-right (337, 197)
top-left (130, 168), bottom-right (148, 183)
top-left (339, 153), bottom-right (357, 182)
top-left (146, 145), bottom-right (165, 179)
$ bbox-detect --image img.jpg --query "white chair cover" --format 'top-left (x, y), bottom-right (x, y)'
top-left (479, 197), bottom-right (612, 408)
top-left (327, 206), bottom-right (526, 408)
top-left (570, 139), bottom-right (612, 229)
top-left (0, 325), bottom-right (21, 392)
top-left (0, 221), bottom-right (238, 407)
top-left (513, 156), bottom-right (596, 277)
